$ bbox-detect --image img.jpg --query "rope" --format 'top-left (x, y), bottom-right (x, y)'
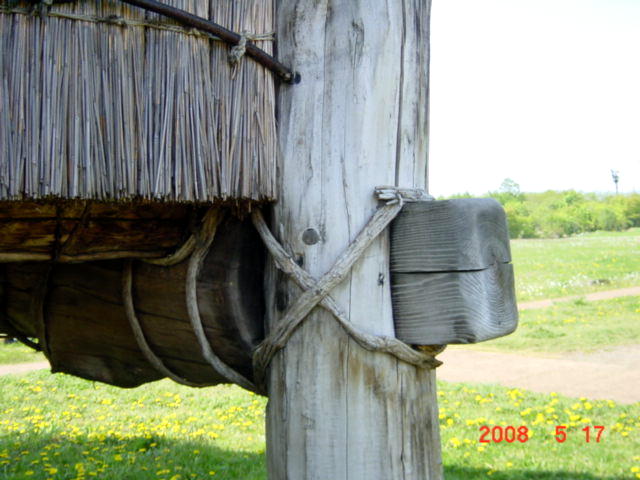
top-left (123, 207), bottom-right (257, 391)
top-left (142, 209), bottom-right (220, 267)
top-left (184, 210), bottom-right (258, 392)
top-left (251, 187), bottom-right (442, 389)
top-left (123, 259), bottom-right (206, 387)
top-left (228, 32), bottom-right (248, 66)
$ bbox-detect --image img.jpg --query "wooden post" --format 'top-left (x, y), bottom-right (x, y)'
top-left (266, 0), bottom-right (441, 478)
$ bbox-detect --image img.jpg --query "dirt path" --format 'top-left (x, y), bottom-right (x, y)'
top-left (0, 361), bottom-right (49, 376)
top-left (436, 286), bottom-right (640, 403)
top-left (518, 285), bottom-right (640, 310)
top-left (437, 345), bottom-right (640, 404)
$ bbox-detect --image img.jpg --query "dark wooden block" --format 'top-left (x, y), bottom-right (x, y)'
top-left (392, 263), bottom-right (517, 344)
top-left (391, 198), bottom-right (511, 272)
top-left (390, 198), bottom-right (518, 345)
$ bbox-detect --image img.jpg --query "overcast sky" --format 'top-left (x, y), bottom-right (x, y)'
top-left (428, 0), bottom-right (640, 196)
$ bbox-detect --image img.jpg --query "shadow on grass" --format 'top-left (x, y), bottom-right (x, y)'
top-left (445, 465), bottom-right (633, 480)
top-left (2, 432), bottom-right (633, 480)
top-left (0, 432), bottom-right (266, 480)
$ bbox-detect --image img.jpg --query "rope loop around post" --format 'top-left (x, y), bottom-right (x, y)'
top-left (251, 187), bottom-right (442, 390)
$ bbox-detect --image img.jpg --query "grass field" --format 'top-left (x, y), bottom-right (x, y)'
top-left (0, 371), bottom-right (638, 480)
top-left (512, 228), bottom-right (640, 301)
top-left (0, 343), bottom-right (44, 366)
top-left (475, 296), bottom-right (640, 354)
top-left (0, 372), bottom-right (266, 480)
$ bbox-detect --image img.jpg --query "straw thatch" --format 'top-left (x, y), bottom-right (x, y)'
top-left (0, 0), bottom-right (277, 203)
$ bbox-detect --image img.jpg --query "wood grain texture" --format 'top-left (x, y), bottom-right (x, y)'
top-left (392, 262), bottom-right (518, 345)
top-left (0, 215), bottom-right (265, 390)
top-left (390, 198), bottom-right (511, 273)
top-left (390, 198), bottom-right (518, 345)
top-left (266, 0), bottom-right (442, 478)
top-left (0, 200), bottom-right (198, 261)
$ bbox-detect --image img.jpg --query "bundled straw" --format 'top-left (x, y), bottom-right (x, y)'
top-left (0, 0), bottom-right (277, 202)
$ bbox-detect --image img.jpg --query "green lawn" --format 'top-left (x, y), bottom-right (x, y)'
top-left (0, 371), bottom-right (638, 480)
top-left (0, 342), bottom-right (44, 366)
top-left (439, 382), bottom-right (639, 480)
top-left (474, 296), bottom-right (640, 354)
top-left (0, 372), bottom-right (266, 480)
top-left (512, 228), bottom-right (640, 301)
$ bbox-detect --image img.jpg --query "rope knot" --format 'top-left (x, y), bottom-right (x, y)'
top-left (105, 14), bottom-right (127, 27)
top-left (228, 32), bottom-right (248, 66)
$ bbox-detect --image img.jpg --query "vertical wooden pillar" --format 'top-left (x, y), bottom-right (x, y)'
top-left (266, 0), bottom-right (441, 478)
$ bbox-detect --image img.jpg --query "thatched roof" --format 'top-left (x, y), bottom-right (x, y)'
top-left (0, 0), bottom-right (277, 203)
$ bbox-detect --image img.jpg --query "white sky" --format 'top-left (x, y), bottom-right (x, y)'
top-left (428, 0), bottom-right (640, 196)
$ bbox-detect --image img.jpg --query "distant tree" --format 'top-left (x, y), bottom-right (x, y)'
top-left (499, 178), bottom-right (521, 195)
top-left (444, 186), bottom-right (638, 239)
top-left (624, 194), bottom-right (640, 227)
top-left (489, 178), bottom-right (525, 205)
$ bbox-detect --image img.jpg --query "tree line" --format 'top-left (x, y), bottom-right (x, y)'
top-left (446, 179), bottom-right (640, 239)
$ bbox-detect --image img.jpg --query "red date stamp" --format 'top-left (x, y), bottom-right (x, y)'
top-left (479, 425), bottom-right (530, 443)
top-left (554, 425), bottom-right (605, 443)
top-left (479, 425), bottom-right (605, 443)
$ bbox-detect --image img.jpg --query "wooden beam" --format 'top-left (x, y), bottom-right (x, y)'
top-left (0, 215), bottom-right (265, 390)
top-left (390, 198), bottom-right (518, 345)
top-left (392, 263), bottom-right (518, 344)
top-left (265, 0), bottom-right (442, 478)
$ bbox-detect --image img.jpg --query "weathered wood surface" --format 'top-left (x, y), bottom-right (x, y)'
top-left (390, 198), bottom-right (517, 345)
top-left (392, 262), bottom-right (517, 344)
top-left (390, 198), bottom-right (511, 272)
top-left (0, 0), bottom-right (276, 202)
top-left (0, 200), bottom-right (199, 262)
top-left (0, 215), bottom-right (265, 390)
top-left (266, 0), bottom-right (441, 478)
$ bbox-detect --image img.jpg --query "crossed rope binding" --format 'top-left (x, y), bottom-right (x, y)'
top-left (250, 186), bottom-right (444, 391)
